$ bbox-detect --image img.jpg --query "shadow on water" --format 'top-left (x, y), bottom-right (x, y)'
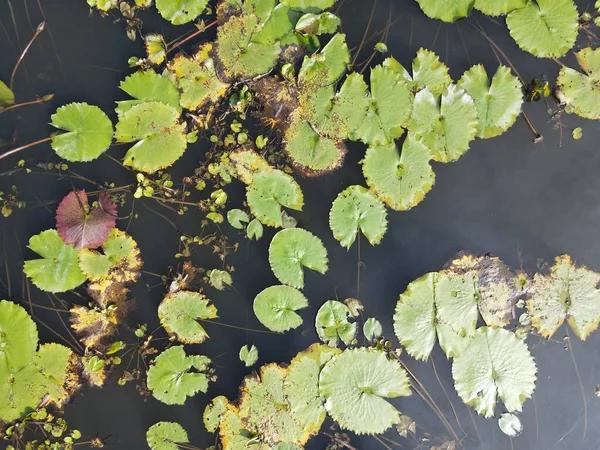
top-left (1, 0), bottom-right (600, 449)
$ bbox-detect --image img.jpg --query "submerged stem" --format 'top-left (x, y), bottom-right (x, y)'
top-left (10, 21), bottom-right (45, 90)
top-left (0, 136), bottom-right (52, 161)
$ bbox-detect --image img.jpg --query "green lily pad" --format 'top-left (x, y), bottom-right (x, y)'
top-left (155, 0), bottom-right (208, 25)
top-left (506, 0), bottom-right (579, 58)
top-left (158, 291), bottom-right (218, 344)
top-left (474, 0), bottom-right (527, 16)
top-left (147, 346), bottom-right (213, 405)
top-left (409, 49), bottom-right (452, 97)
top-left (0, 300), bottom-right (38, 370)
top-left (229, 148), bottom-right (272, 184)
top-left (50, 103), bottom-right (114, 162)
top-left (414, 0), bottom-right (474, 23)
top-left (363, 318), bottom-right (383, 341)
top-left (253, 285), bottom-right (309, 332)
top-left (452, 327), bottom-right (537, 417)
top-left (35, 343), bottom-right (74, 406)
top-left (458, 65), bottom-right (523, 138)
top-left (208, 269), bottom-right (233, 290)
top-left (147, 422), bottom-right (189, 450)
top-left (319, 348), bottom-right (411, 434)
top-left (362, 134), bottom-right (435, 211)
top-left (557, 47), bottom-right (600, 120)
top-left (298, 33), bottom-right (349, 89)
top-left (24, 229), bottom-right (86, 293)
top-left (329, 185), bottom-right (388, 248)
top-left (281, 0), bottom-right (336, 13)
top-left (203, 396), bottom-right (229, 433)
top-left (0, 362), bottom-right (46, 422)
top-left (269, 228), bottom-right (328, 288)
top-left (296, 12), bottom-right (340, 34)
top-left (239, 344), bottom-right (259, 367)
top-left (227, 209), bottom-right (250, 229)
top-left (252, 3), bottom-right (301, 45)
top-left (315, 300), bottom-right (357, 347)
top-left (0, 80), bottom-right (15, 106)
top-left (78, 228), bottom-right (140, 280)
top-left (116, 70), bottom-right (181, 116)
top-left (114, 101), bottom-right (187, 173)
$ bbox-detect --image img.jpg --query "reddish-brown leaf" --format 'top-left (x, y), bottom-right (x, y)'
top-left (56, 190), bottom-right (117, 249)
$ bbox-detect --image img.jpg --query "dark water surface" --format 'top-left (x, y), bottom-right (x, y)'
top-left (1, 0), bottom-right (600, 449)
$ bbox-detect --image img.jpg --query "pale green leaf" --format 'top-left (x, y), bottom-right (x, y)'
top-left (298, 33), bottom-right (349, 89)
top-left (363, 318), bottom-right (383, 341)
top-left (458, 65), bottom-right (523, 139)
top-left (269, 228), bottom-right (328, 288)
top-left (506, 0), bottom-right (579, 58)
top-left (50, 103), bottom-right (114, 162)
top-left (362, 134), bottom-right (435, 211)
top-left (252, 4), bottom-right (301, 45)
top-left (295, 12), bottom-right (340, 34)
top-left (474, 0), bottom-right (527, 16)
top-left (219, 405), bottom-right (267, 450)
top-left (203, 396), bottom-right (229, 433)
top-left (414, 0), bottom-right (474, 22)
top-left (0, 362), bottom-right (46, 422)
top-left (319, 348), bottom-right (411, 434)
top-left (147, 422), bottom-right (189, 450)
top-left (227, 209), bottom-right (250, 229)
top-left (247, 170), bottom-right (304, 227)
top-left (281, 0), bottom-right (336, 13)
top-left (0, 80), bottom-right (15, 107)
top-left (158, 291), bottom-right (218, 344)
top-left (253, 285), bottom-right (308, 332)
top-left (229, 148), bottom-right (271, 185)
top-left (24, 229), bottom-right (86, 293)
top-left (115, 101), bottom-right (187, 173)
top-left (527, 255), bottom-right (600, 340)
top-left (452, 327), bottom-right (537, 417)
top-left (498, 413), bottom-right (522, 437)
top-left (35, 343), bottom-right (73, 406)
top-left (116, 70), bottom-right (181, 116)
top-left (208, 269), bottom-right (233, 290)
top-left (0, 300), bottom-right (38, 370)
top-left (557, 47), bottom-right (600, 120)
top-left (315, 300), bottom-right (357, 347)
top-left (155, 0), bottom-right (208, 24)
top-left (247, 218), bottom-right (264, 240)
top-left (78, 229), bottom-right (140, 280)
top-left (147, 346), bottom-right (212, 405)
top-left (239, 344), bottom-right (259, 366)
top-left (411, 49), bottom-right (452, 97)
top-left (329, 185), bottom-right (387, 248)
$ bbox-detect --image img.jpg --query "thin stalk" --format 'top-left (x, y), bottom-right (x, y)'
top-left (0, 95), bottom-right (54, 113)
top-left (10, 22), bottom-right (46, 90)
top-left (0, 136), bottom-right (52, 161)
top-left (198, 319), bottom-right (275, 334)
top-left (351, 0), bottom-right (378, 67)
top-left (167, 20), bottom-right (218, 53)
top-left (566, 328), bottom-right (587, 441)
top-left (323, 433), bottom-right (358, 450)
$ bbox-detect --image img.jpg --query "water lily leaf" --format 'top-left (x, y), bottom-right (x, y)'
top-left (239, 364), bottom-right (311, 446)
top-left (355, 64), bottom-right (413, 146)
top-left (414, 0), bottom-right (474, 22)
top-left (204, 396), bottom-right (229, 433)
top-left (284, 344), bottom-right (340, 431)
top-left (394, 271), bottom-right (479, 360)
top-left (158, 291), bottom-right (217, 344)
top-left (296, 12), bottom-right (340, 34)
top-left (298, 33), bottom-right (349, 89)
top-left (319, 348), bottom-right (411, 434)
top-left (50, 103), bottom-right (114, 162)
top-left (70, 305), bottom-right (117, 349)
top-left (115, 101), bottom-right (187, 173)
top-left (34, 343), bottom-right (74, 406)
top-left (506, 0), bottom-right (579, 58)
top-left (458, 65), bottom-right (523, 139)
top-left (219, 405), bottom-right (268, 450)
top-left (363, 318), bottom-right (383, 341)
top-left (269, 228), bottom-right (328, 288)
top-left (283, 113), bottom-right (346, 177)
top-left (116, 70), bottom-right (181, 116)
top-left (147, 346), bottom-right (213, 405)
top-left (24, 229), bottom-right (86, 293)
top-left (227, 209), bottom-right (250, 229)
top-left (0, 300), bottom-right (38, 370)
top-left (247, 170), bottom-right (304, 227)
top-left (498, 413), bottom-right (522, 437)
top-left (208, 269), bottom-right (233, 290)
top-left (229, 148), bottom-right (271, 184)
top-left (247, 218), bottom-right (264, 240)
top-left (56, 190), bottom-right (117, 250)
top-left (362, 134), bottom-right (435, 211)
top-left (527, 255), bottom-right (600, 340)
top-left (315, 300), bottom-right (357, 346)
top-left (144, 33), bottom-right (166, 65)
top-left (410, 49), bottom-right (452, 97)
top-left (557, 47), bottom-right (600, 120)
top-left (252, 4), bottom-right (301, 45)
top-left (167, 46), bottom-right (230, 111)
top-left (474, 0), bottom-right (527, 16)
top-left (452, 327), bottom-right (537, 417)
top-left (244, 0), bottom-right (277, 21)
top-left (329, 185), bottom-right (388, 248)
top-left (281, 0), bottom-right (335, 12)
top-left (155, 0), bottom-right (208, 24)
top-left (0, 361), bottom-right (46, 422)
top-left (214, 14), bottom-right (281, 82)
top-left (408, 85), bottom-right (478, 163)
top-left (239, 344), bottom-right (259, 366)
top-left (253, 285), bottom-right (309, 332)
top-left (147, 422), bottom-right (189, 450)
top-left (0, 80), bottom-right (15, 106)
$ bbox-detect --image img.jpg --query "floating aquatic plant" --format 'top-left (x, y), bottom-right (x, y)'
top-left (315, 300), bottom-right (357, 347)
top-left (158, 291), bottom-right (218, 344)
top-left (146, 421), bottom-right (190, 450)
top-left (239, 344), bottom-right (259, 366)
top-left (116, 69), bottom-right (181, 115)
top-left (253, 285), bottom-right (309, 332)
top-left (557, 47), bottom-right (600, 120)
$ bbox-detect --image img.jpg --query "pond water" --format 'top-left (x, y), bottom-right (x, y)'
top-left (1, 0), bottom-right (600, 449)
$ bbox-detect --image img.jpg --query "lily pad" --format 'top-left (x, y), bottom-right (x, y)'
top-left (50, 103), bottom-right (114, 162)
top-left (527, 255), bottom-right (600, 340)
top-left (557, 47), bottom-right (600, 120)
top-left (227, 209), bottom-right (250, 229)
top-left (498, 413), bottom-right (522, 437)
top-left (319, 348), bottom-right (411, 434)
top-left (281, 0), bottom-right (335, 12)
top-left (506, 0), bottom-right (579, 58)
top-left (115, 101), bottom-right (187, 173)
top-left (147, 346), bottom-right (213, 405)
top-left (147, 422), bottom-right (189, 450)
top-left (70, 305), bottom-right (117, 349)
top-left (315, 300), bottom-right (357, 347)
top-left (35, 343), bottom-right (74, 406)
top-left (0, 80), bottom-right (15, 106)
top-left (253, 285), bottom-right (309, 332)
top-left (203, 396), bottom-right (229, 433)
top-left (144, 33), bottom-right (166, 65)
top-left (329, 185), bottom-right (388, 248)
top-left (474, 0), bottom-right (527, 16)
top-left (298, 33), bottom-right (350, 89)
top-left (116, 70), bottom-right (181, 116)
top-left (56, 190), bottom-right (117, 250)
top-left (229, 148), bottom-right (272, 185)
top-left (362, 134), bottom-right (435, 211)
top-left (296, 12), bottom-right (340, 34)
top-left (0, 362), bottom-right (46, 422)
top-left (158, 291), bottom-right (218, 343)
top-left (24, 229), bottom-right (86, 293)
top-left (410, 49), bottom-right (452, 97)
top-left (458, 65), bottom-right (523, 139)
top-left (414, 0), bottom-right (474, 23)
top-left (452, 327), bottom-right (537, 417)
top-left (155, 0), bottom-right (208, 25)
top-left (0, 300), bottom-right (38, 370)
top-left (246, 169), bottom-right (304, 227)
top-left (239, 344), bottom-right (259, 366)
top-left (268, 228), bottom-right (328, 289)
top-left (363, 318), bottom-right (383, 341)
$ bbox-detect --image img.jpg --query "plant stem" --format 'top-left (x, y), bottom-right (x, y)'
top-left (323, 433), bottom-right (357, 450)
top-left (0, 95), bottom-right (53, 113)
top-left (0, 136), bottom-right (52, 161)
top-left (10, 21), bottom-right (45, 90)
top-left (167, 20), bottom-right (218, 53)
